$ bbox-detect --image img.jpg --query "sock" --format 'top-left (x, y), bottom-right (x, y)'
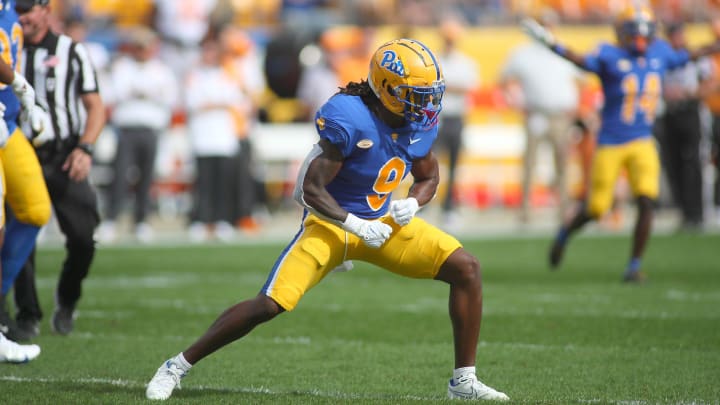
top-left (556, 228), bottom-right (569, 245)
top-left (172, 352), bottom-right (192, 372)
top-left (1, 219), bottom-right (40, 295)
top-left (453, 366), bottom-right (476, 382)
top-left (626, 257), bottom-right (641, 274)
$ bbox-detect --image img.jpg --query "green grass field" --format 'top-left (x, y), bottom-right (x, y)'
top-left (1, 232), bottom-right (719, 404)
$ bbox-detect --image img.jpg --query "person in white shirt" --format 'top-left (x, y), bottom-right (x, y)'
top-left (218, 27), bottom-right (267, 232)
top-left (296, 28), bottom-right (348, 121)
top-left (500, 9), bottom-right (583, 224)
top-left (152, 0), bottom-right (218, 82)
top-left (185, 36), bottom-right (249, 242)
top-left (436, 17), bottom-right (479, 230)
top-left (100, 27), bottom-right (179, 243)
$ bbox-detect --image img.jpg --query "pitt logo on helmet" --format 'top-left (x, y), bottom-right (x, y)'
top-left (380, 50), bottom-right (406, 76)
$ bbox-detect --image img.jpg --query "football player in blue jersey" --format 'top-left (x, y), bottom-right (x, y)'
top-left (0, 0), bottom-right (52, 340)
top-left (0, 0), bottom-right (51, 341)
top-left (0, 61), bottom-right (41, 362)
top-left (146, 38), bottom-right (509, 401)
top-left (522, 5), bottom-right (720, 282)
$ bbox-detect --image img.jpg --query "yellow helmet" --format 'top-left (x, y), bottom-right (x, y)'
top-left (614, 3), bottom-right (656, 54)
top-left (368, 38), bottom-right (445, 127)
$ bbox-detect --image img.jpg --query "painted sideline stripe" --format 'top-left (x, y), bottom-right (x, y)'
top-left (0, 375), bottom-right (138, 387)
top-left (0, 375), bottom-right (436, 401)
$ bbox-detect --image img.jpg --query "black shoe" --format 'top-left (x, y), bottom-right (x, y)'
top-left (0, 305), bottom-right (31, 342)
top-left (622, 270), bottom-right (647, 284)
top-left (51, 306), bottom-right (76, 335)
top-left (549, 232), bottom-right (567, 270)
top-left (15, 317), bottom-right (40, 339)
top-left (677, 220), bottom-right (704, 234)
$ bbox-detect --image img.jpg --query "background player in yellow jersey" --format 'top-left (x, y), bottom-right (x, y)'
top-left (523, 5), bottom-right (720, 282)
top-left (146, 38), bottom-right (508, 401)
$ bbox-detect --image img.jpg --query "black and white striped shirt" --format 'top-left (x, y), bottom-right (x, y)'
top-left (20, 31), bottom-right (99, 141)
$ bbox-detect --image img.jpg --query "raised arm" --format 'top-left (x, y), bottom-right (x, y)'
top-left (521, 18), bottom-right (588, 69)
top-left (689, 41), bottom-right (720, 61)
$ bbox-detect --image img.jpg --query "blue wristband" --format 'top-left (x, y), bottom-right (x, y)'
top-left (551, 44), bottom-right (567, 57)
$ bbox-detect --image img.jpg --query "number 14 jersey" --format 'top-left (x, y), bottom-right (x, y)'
top-left (583, 40), bottom-right (690, 146)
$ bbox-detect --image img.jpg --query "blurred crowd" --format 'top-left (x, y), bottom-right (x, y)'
top-left (31, 0), bottom-right (720, 243)
top-left (51, 0), bottom-right (720, 30)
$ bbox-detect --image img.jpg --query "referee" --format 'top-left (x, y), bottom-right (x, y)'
top-left (13, 0), bottom-right (105, 336)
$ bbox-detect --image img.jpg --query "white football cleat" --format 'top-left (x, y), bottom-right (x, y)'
top-left (96, 221), bottom-right (117, 244)
top-left (0, 332), bottom-right (41, 363)
top-left (146, 359), bottom-right (186, 400)
top-left (135, 222), bottom-right (155, 244)
top-left (448, 373), bottom-right (509, 401)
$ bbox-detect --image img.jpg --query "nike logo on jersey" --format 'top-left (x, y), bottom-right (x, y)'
top-left (409, 137), bottom-right (422, 145)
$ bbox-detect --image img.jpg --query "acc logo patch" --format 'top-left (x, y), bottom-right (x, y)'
top-left (315, 117), bottom-right (326, 130)
top-left (356, 139), bottom-right (373, 148)
top-left (380, 50), bottom-right (405, 76)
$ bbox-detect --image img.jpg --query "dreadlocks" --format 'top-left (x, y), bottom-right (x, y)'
top-left (338, 79), bottom-right (376, 106)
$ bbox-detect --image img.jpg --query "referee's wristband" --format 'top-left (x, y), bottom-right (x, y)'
top-left (75, 143), bottom-right (94, 158)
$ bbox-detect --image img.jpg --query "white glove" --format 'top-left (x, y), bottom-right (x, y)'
top-left (29, 104), bottom-right (54, 147)
top-left (11, 72), bottom-right (42, 132)
top-left (0, 103), bottom-right (9, 148)
top-left (389, 197), bottom-right (420, 226)
top-left (342, 213), bottom-right (393, 249)
top-left (520, 18), bottom-right (556, 48)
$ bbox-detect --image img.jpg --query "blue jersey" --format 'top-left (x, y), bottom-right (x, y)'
top-left (314, 94), bottom-right (438, 219)
top-left (583, 40), bottom-right (689, 145)
top-left (0, 0), bottom-right (21, 133)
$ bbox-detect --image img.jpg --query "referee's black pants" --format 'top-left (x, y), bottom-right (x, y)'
top-left (105, 125), bottom-right (159, 224)
top-left (712, 114), bottom-right (720, 210)
top-left (655, 101), bottom-right (704, 226)
top-left (14, 143), bottom-right (100, 320)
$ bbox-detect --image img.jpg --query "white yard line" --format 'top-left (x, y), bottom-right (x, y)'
top-left (0, 375), bottom-right (435, 401)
